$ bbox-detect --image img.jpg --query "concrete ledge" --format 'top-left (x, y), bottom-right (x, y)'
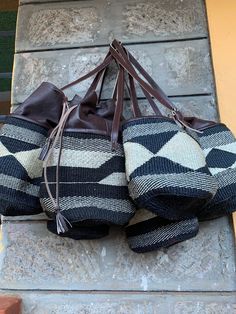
top-left (0, 217), bottom-right (235, 291)
top-left (12, 40), bottom-right (214, 104)
top-left (1, 291), bottom-right (236, 314)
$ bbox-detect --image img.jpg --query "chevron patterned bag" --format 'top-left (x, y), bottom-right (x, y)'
top-left (110, 41), bottom-right (218, 221)
top-left (40, 67), bottom-right (135, 236)
top-left (0, 82), bottom-right (65, 216)
top-left (0, 53), bottom-right (114, 218)
top-left (185, 117), bottom-right (236, 220)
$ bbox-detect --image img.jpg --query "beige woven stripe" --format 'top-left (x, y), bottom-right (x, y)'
top-left (199, 131), bottom-right (234, 149)
top-left (129, 172), bottom-right (218, 199)
top-left (47, 148), bottom-right (119, 168)
top-left (0, 174), bottom-right (39, 196)
top-left (128, 219), bottom-right (197, 248)
top-left (1, 123), bottom-right (46, 146)
top-left (41, 195), bottom-right (135, 214)
top-left (123, 121), bottom-right (179, 142)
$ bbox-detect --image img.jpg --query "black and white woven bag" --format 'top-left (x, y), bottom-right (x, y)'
top-left (40, 67), bottom-right (135, 236)
top-left (185, 117), bottom-right (236, 220)
top-left (0, 52), bottom-right (113, 218)
top-left (110, 41), bottom-right (218, 221)
top-left (0, 82), bottom-right (65, 216)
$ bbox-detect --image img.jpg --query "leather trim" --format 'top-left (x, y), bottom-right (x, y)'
top-left (12, 82), bottom-right (65, 129)
top-left (184, 117), bottom-right (217, 130)
top-left (9, 115), bottom-right (49, 129)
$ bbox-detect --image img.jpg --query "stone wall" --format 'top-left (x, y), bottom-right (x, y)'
top-left (0, 0), bottom-right (235, 312)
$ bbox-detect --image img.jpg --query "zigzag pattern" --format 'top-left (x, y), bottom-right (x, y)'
top-left (40, 132), bottom-right (135, 226)
top-left (123, 117), bottom-right (218, 220)
top-left (197, 124), bottom-right (236, 219)
top-left (0, 117), bottom-right (47, 215)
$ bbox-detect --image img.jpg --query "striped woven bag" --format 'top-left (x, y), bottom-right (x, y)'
top-left (110, 40), bottom-right (235, 252)
top-left (110, 41), bottom-right (218, 221)
top-left (0, 82), bottom-right (65, 216)
top-left (108, 40), bottom-right (215, 252)
top-left (40, 65), bottom-right (135, 237)
top-left (0, 52), bottom-right (115, 219)
top-left (185, 117), bottom-right (236, 220)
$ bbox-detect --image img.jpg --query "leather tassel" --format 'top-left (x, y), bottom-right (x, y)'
top-left (55, 209), bottom-right (72, 234)
top-left (39, 138), bottom-right (53, 161)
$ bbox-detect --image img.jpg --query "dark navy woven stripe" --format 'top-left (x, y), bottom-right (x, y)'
top-left (206, 149), bottom-right (236, 168)
top-left (129, 229), bottom-right (199, 253)
top-left (0, 136), bottom-right (40, 153)
top-left (47, 220), bottom-right (110, 240)
top-left (5, 116), bottom-right (48, 135)
top-left (126, 217), bottom-right (199, 253)
top-left (135, 186), bottom-right (213, 220)
top-left (122, 117), bottom-right (175, 130)
top-left (40, 182), bottom-right (130, 200)
top-left (46, 206), bottom-right (133, 226)
top-left (128, 132), bottom-right (177, 154)
top-left (45, 156), bottom-right (125, 182)
top-left (62, 131), bottom-right (123, 144)
top-left (126, 216), bottom-right (176, 237)
top-left (130, 157), bottom-right (195, 178)
top-left (0, 185), bottom-right (41, 213)
top-left (0, 155), bottom-right (30, 179)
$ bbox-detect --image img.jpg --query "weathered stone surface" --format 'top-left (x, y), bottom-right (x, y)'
top-left (12, 39), bottom-right (213, 105)
top-left (0, 291), bottom-right (235, 314)
top-left (16, 0), bottom-right (207, 51)
top-left (123, 96), bottom-right (218, 121)
top-left (0, 217), bottom-right (235, 291)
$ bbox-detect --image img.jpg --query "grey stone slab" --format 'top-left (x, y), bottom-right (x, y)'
top-left (10, 95), bottom-right (218, 127)
top-left (0, 291), bottom-right (236, 314)
top-left (16, 0), bottom-right (207, 51)
top-left (0, 217), bottom-right (235, 291)
top-left (123, 95), bottom-right (218, 122)
top-left (12, 39), bottom-right (214, 105)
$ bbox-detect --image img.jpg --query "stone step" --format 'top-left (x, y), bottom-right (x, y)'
top-left (16, 0), bottom-right (207, 51)
top-left (0, 291), bottom-right (236, 314)
top-left (12, 39), bottom-right (214, 105)
top-left (0, 217), bottom-right (235, 291)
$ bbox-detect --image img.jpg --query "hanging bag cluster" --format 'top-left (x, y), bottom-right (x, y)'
top-left (0, 40), bottom-right (235, 253)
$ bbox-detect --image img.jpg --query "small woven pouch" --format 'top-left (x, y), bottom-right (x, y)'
top-left (126, 210), bottom-right (199, 253)
top-left (0, 82), bottom-right (65, 215)
top-left (185, 117), bottom-right (236, 220)
top-left (40, 65), bottom-right (135, 236)
top-left (110, 41), bottom-right (218, 221)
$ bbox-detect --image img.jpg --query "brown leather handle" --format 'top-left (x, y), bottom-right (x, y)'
top-left (111, 65), bottom-right (125, 149)
top-left (61, 53), bottom-right (113, 91)
top-left (84, 67), bottom-right (107, 101)
top-left (113, 41), bottom-right (162, 117)
top-left (112, 40), bottom-right (176, 112)
top-left (110, 41), bottom-right (180, 115)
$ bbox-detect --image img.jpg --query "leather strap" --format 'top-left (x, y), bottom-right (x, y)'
top-left (110, 41), bottom-right (183, 119)
top-left (113, 41), bottom-right (162, 116)
top-left (127, 74), bottom-right (141, 117)
top-left (112, 40), bottom-right (176, 113)
top-left (61, 54), bottom-right (113, 91)
top-left (111, 65), bottom-right (124, 149)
